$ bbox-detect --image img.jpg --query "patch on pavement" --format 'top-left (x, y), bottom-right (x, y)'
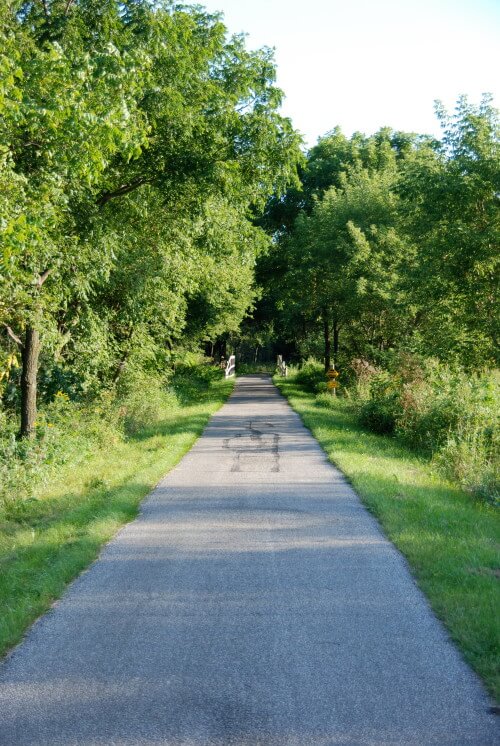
top-left (223, 420), bottom-right (280, 473)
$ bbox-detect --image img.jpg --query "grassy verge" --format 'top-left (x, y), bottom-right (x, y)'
top-left (0, 372), bottom-right (233, 659)
top-left (275, 376), bottom-right (500, 702)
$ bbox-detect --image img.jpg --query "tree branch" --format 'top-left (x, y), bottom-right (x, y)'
top-left (236, 95), bottom-right (259, 114)
top-left (36, 268), bottom-right (52, 288)
top-left (97, 178), bottom-right (148, 207)
top-left (3, 324), bottom-right (23, 348)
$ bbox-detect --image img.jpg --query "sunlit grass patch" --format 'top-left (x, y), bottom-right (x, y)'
top-left (275, 376), bottom-right (500, 702)
top-left (0, 372), bottom-right (234, 659)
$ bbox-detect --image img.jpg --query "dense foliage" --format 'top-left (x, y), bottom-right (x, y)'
top-left (282, 357), bottom-right (498, 503)
top-left (254, 97), bottom-right (499, 502)
top-left (0, 2), bottom-right (497, 505)
top-left (256, 97), bottom-right (499, 371)
top-left (0, 0), bottom-right (301, 436)
top-left (0, 359), bottom-right (226, 516)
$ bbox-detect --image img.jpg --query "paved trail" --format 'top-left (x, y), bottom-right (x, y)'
top-left (0, 376), bottom-right (497, 745)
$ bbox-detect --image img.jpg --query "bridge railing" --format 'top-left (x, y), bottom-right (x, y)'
top-left (225, 355), bottom-right (236, 378)
top-left (277, 355), bottom-right (288, 377)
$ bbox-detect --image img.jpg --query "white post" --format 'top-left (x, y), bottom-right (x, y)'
top-left (225, 355), bottom-right (236, 378)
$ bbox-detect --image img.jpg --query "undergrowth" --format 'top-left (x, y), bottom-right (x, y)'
top-left (287, 357), bottom-right (499, 504)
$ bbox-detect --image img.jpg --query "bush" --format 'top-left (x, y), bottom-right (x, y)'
top-left (0, 357), bottom-right (232, 520)
top-left (359, 373), bottom-right (401, 434)
top-left (116, 369), bottom-right (177, 435)
top-left (435, 424), bottom-right (499, 506)
top-left (172, 363), bottom-right (225, 405)
top-left (394, 364), bottom-right (460, 451)
top-left (354, 355), bottom-right (499, 502)
top-left (0, 391), bottom-right (120, 519)
top-left (349, 358), bottom-right (379, 400)
top-left (293, 360), bottom-right (325, 392)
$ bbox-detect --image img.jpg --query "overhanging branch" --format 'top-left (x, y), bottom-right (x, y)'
top-left (97, 177), bottom-right (148, 207)
top-left (3, 324), bottom-right (23, 348)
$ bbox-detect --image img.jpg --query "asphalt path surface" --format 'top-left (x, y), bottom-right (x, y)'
top-left (0, 375), bottom-right (498, 745)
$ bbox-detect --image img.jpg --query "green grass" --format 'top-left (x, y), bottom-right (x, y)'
top-left (275, 377), bottom-right (500, 702)
top-left (0, 373), bottom-right (234, 659)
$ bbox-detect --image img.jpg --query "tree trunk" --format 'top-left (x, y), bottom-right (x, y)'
top-left (333, 323), bottom-right (339, 357)
top-left (20, 326), bottom-right (41, 439)
top-left (113, 355), bottom-right (129, 384)
top-left (322, 310), bottom-right (331, 372)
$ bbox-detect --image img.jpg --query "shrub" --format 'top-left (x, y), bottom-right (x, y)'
top-left (395, 364), bottom-right (462, 452)
top-left (172, 363), bottom-right (225, 405)
top-left (349, 358), bottom-right (379, 400)
top-left (116, 369), bottom-right (177, 435)
top-left (359, 373), bottom-right (401, 434)
top-left (356, 356), bottom-right (499, 502)
top-left (0, 392), bottom-right (120, 518)
top-left (293, 359), bottom-right (325, 392)
top-left (435, 424), bottom-right (499, 506)
top-left (0, 361), bottom-right (229, 519)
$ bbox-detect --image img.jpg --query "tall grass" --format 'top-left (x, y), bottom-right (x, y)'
top-left (287, 357), bottom-right (499, 504)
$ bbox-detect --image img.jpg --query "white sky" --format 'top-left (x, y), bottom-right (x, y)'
top-left (198, 0), bottom-right (500, 148)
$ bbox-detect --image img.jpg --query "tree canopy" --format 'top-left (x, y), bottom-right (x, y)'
top-left (0, 2), bottom-right (498, 437)
top-left (0, 0), bottom-right (302, 434)
top-left (252, 97), bottom-right (499, 371)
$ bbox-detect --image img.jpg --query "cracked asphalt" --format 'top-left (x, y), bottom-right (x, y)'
top-left (0, 375), bottom-right (497, 745)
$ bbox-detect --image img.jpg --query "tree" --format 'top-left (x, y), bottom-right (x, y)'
top-left (1, 1), bottom-right (149, 435)
top-left (399, 95), bottom-right (500, 366)
top-left (1, 0), bottom-right (302, 435)
top-left (255, 128), bottom-right (420, 368)
top-left (279, 163), bottom-right (406, 370)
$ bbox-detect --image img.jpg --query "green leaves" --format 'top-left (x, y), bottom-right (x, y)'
top-left (256, 98), bottom-right (498, 370)
top-left (399, 96), bottom-right (500, 366)
top-left (1, 0), bottom-right (302, 412)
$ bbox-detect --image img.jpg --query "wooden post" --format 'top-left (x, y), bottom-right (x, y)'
top-left (277, 355), bottom-right (287, 377)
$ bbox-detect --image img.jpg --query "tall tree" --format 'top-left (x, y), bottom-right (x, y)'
top-left (1, 0), bottom-right (302, 435)
top-left (279, 163), bottom-right (406, 369)
top-left (254, 128), bottom-right (420, 366)
top-left (399, 95), bottom-right (500, 366)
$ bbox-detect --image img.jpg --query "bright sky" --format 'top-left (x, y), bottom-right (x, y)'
top-left (199, 0), bottom-right (500, 148)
